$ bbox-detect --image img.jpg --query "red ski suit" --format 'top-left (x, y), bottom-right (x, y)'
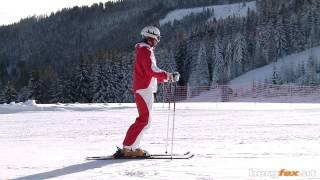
top-left (123, 42), bottom-right (168, 150)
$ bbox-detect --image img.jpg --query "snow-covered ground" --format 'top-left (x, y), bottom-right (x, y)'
top-left (230, 46), bottom-right (320, 88)
top-left (1, 101), bottom-right (320, 179)
top-left (160, 1), bottom-right (256, 26)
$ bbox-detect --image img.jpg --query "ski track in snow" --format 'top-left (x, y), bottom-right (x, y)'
top-left (1, 102), bottom-right (320, 179)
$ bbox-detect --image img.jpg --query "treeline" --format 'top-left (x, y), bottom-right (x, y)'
top-left (0, 0), bottom-right (247, 90)
top-left (169, 0), bottom-right (320, 87)
top-left (0, 48), bottom-right (175, 104)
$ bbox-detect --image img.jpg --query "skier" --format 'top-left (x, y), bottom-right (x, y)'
top-left (121, 26), bottom-right (180, 157)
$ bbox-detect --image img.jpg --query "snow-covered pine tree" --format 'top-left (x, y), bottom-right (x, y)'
top-left (27, 71), bottom-right (42, 103)
top-left (289, 15), bottom-right (306, 53)
top-left (62, 79), bottom-right (74, 103)
top-left (73, 61), bottom-right (92, 103)
top-left (16, 86), bottom-right (30, 103)
top-left (272, 64), bottom-right (282, 85)
top-left (48, 78), bottom-right (64, 103)
top-left (274, 18), bottom-right (288, 58)
top-left (313, 1), bottom-right (320, 46)
top-left (254, 34), bottom-right (267, 68)
top-left (266, 22), bottom-right (277, 63)
top-left (212, 37), bottom-right (227, 84)
top-left (155, 49), bottom-right (176, 102)
top-left (92, 64), bottom-right (107, 103)
top-left (174, 40), bottom-right (187, 86)
top-left (103, 61), bottom-right (123, 103)
top-left (256, 25), bottom-right (269, 65)
top-left (111, 62), bottom-right (124, 102)
top-left (296, 62), bottom-right (306, 84)
top-left (0, 88), bottom-right (4, 104)
top-left (119, 63), bottom-right (134, 103)
top-left (305, 55), bottom-right (318, 86)
top-left (184, 36), bottom-right (199, 86)
top-left (188, 41), bottom-right (210, 87)
top-left (225, 40), bottom-right (234, 79)
top-left (233, 32), bottom-right (248, 75)
top-left (2, 82), bottom-right (17, 104)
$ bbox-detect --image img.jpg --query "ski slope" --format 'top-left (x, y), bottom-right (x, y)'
top-left (1, 101), bottom-right (320, 179)
top-left (159, 1), bottom-right (256, 26)
top-left (230, 46), bottom-right (320, 88)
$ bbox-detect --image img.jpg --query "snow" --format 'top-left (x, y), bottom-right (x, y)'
top-left (230, 46), bottom-right (320, 88)
top-left (159, 1), bottom-right (256, 26)
top-left (1, 102), bottom-right (320, 179)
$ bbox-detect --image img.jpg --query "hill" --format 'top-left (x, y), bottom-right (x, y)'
top-left (1, 0), bottom-right (320, 104)
top-left (230, 46), bottom-right (320, 87)
top-left (160, 1), bottom-right (256, 26)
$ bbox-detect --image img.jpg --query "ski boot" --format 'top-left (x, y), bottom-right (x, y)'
top-left (113, 147), bottom-right (124, 159)
top-left (122, 147), bottom-right (150, 158)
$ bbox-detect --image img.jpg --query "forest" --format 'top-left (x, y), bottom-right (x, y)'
top-left (0, 0), bottom-right (320, 103)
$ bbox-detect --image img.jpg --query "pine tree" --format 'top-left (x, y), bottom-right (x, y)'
top-left (188, 42), bottom-right (210, 87)
top-left (225, 40), bottom-right (234, 79)
top-left (256, 22), bottom-right (274, 64)
top-left (2, 82), bottom-right (17, 104)
top-left (174, 40), bottom-right (187, 86)
top-left (49, 78), bottom-right (64, 103)
top-left (296, 62), bottom-right (306, 82)
top-left (92, 64), bottom-right (108, 103)
top-left (119, 54), bottom-right (134, 103)
top-left (62, 79), bottom-right (74, 103)
top-left (233, 32), bottom-right (248, 74)
top-left (213, 37), bottom-right (227, 84)
top-left (290, 16), bottom-right (306, 53)
top-left (73, 61), bottom-right (92, 103)
top-left (27, 71), bottom-right (42, 103)
top-left (0, 89), bottom-right (4, 104)
top-left (16, 87), bottom-right (30, 102)
top-left (185, 37), bottom-right (200, 86)
top-left (119, 64), bottom-right (134, 103)
top-left (305, 55), bottom-right (317, 85)
top-left (101, 61), bottom-right (124, 103)
top-left (272, 64), bottom-right (282, 85)
top-left (111, 63), bottom-right (123, 102)
top-left (274, 18), bottom-right (288, 58)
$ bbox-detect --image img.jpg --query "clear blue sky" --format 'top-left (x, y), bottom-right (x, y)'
top-left (0, 0), bottom-right (116, 25)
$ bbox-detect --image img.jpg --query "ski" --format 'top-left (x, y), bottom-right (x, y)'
top-left (148, 151), bottom-right (190, 157)
top-left (86, 151), bottom-right (190, 160)
top-left (86, 153), bottom-right (193, 160)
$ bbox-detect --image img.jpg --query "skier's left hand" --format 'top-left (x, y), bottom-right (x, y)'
top-left (170, 72), bottom-right (180, 82)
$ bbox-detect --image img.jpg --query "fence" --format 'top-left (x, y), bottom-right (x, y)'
top-left (162, 83), bottom-right (320, 103)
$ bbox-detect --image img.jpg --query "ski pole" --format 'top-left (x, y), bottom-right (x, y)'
top-left (165, 81), bottom-right (171, 154)
top-left (170, 82), bottom-right (177, 159)
top-left (162, 83), bottom-right (167, 108)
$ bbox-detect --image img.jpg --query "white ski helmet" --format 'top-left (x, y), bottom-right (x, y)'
top-left (141, 26), bottom-right (161, 42)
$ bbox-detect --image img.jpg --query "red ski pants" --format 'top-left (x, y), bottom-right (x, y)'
top-left (122, 92), bottom-right (152, 148)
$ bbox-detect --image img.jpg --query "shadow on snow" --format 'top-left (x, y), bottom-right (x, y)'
top-left (13, 159), bottom-right (141, 180)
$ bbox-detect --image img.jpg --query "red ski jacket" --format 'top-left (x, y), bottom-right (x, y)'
top-left (133, 42), bottom-right (168, 93)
